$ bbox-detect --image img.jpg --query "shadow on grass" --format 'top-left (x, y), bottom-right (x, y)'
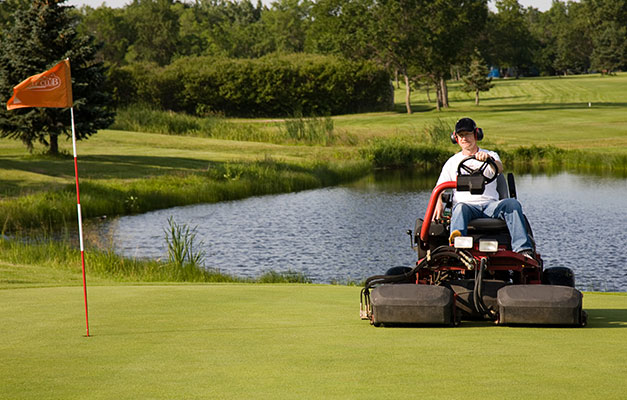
top-left (0, 154), bottom-right (211, 181)
top-left (586, 309), bottom-right (627, 328)
top-left (391, 103), bottom-right (436, 113)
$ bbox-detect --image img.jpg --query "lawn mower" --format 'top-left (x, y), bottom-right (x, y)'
top-left (360, 156), bottom-right (587, 327)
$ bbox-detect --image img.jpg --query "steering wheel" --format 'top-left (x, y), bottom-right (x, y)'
top-left (457, 155), bottom-right (499, 184)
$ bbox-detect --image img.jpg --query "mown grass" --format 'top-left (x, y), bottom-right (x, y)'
top-left (1, 284), bottom-right (626, 399)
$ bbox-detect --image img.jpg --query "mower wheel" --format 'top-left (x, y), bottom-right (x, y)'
top-left (542, 267), bottom-right (576, 287)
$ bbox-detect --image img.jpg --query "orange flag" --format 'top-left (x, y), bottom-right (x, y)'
top-left (6, 59), bottom-right (73, 110)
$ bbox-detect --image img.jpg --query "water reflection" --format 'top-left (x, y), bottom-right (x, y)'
top-left (95, 172), bottom-right (627, 291)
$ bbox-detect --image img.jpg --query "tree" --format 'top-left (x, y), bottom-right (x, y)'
top-left (124, 0), bottom-right (180, 66)
top-left (306, 0), bottom-right (375, 60)
top-left (590, 22), bottom-right (627, 74)
top-left (0, 0), bottom-right (29, 30)
top-left (0, 0), bottom-right (114, 154)
top-left (461, 49), bottom-right (494, 105)
top-left (77, 5), bottom-right (132, 65)
top-left (485, 0), bottom-right (536, 77)
top-left (261, 0), bottom-right (311, 53)
top-left (418, 0), bottom-right (488, 109)
top-left (192, 0), bottom-right (268, 58)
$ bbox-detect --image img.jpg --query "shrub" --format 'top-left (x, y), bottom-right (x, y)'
top-left (108, 54), bottom-right (393, 117)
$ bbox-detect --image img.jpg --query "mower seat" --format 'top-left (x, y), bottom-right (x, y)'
top-left (466, 174), bottom-right (512, 248)
top-left (467, 218), bottom-right (512, 248)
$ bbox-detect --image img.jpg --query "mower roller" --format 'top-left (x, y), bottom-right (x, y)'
top-left (360, 156), bottom-right (587, 327)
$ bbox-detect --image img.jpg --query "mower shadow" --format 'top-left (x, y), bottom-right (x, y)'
top-left (0, 154), bottom-right (212, 181)
top-left (585, 309), bottom-right (627, 328)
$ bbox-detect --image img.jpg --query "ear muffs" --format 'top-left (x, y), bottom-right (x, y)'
top-left (475, 127), bottom-right (484, 141)
top-left (451, 127), bottom-right (484, 144)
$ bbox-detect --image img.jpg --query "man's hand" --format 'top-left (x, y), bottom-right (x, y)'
top-left (475, 151), bottom-right (491, 161)
top-left (475, 151), bottom-right (503, 174)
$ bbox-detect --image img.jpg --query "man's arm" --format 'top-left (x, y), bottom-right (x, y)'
top-left (433, 194), bottom-right (444, 221)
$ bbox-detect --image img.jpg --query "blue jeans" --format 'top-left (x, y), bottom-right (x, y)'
top-left (450, 198), bottom-right (533, 253)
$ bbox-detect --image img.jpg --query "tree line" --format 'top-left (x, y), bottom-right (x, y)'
top-left (80, 0), bottom-right (627, 108)
top-left (2, 0), bottom-right (626, 111)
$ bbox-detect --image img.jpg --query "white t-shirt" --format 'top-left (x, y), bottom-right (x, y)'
top-left (435, 149), bottom-right (501, 206)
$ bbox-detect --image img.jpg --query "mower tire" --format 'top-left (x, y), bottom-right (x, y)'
top-left (542, 267), bottom-right (575, 287)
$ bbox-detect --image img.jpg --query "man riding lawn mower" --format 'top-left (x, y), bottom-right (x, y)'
top-left (360, 118), bottom-right (587, 327)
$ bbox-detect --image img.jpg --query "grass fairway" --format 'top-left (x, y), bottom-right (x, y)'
top-left (2, 284), bottom-right (626, 399)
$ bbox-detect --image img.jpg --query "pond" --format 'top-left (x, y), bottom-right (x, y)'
top-left (95, 171), bottom-right (627, 291)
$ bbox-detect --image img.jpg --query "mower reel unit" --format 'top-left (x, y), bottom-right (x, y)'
top-left (360, 156), bottom-right (586, 327)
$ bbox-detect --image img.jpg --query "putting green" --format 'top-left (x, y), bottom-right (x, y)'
top-left (1, 284), bottom-right (626, 399)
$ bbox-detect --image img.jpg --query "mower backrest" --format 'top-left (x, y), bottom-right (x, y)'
top-left (496, 173), bottom-right (508, 200)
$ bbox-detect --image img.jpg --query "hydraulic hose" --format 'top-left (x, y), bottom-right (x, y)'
top-left (473, 258), bottom-right (496, 320)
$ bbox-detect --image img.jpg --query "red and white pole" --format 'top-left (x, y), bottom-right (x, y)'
top-left (71, 107), bottom-right (89, 337)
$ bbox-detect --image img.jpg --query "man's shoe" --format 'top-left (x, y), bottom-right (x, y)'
top-left (518, 249), bottom-right (537, 261)
top-left (449, 230), bottom-right (462, 245)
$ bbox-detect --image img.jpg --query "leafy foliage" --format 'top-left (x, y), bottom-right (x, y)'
top-left (590, 22), bottom-right (627, 74)
top-left (0, 0), bottom-right (114, 154)
top-left (108, 54), bottom-right (393, 117)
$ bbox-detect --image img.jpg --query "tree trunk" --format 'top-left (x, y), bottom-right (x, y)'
top-left (475, 89), bottom-right (480, 105)
top-left (440, 77), bottom-right (449, 108)
top-left (404, 74), bottom-right (412, 114)
top-left (49, 134), bottom-right (59, 155)
top-left (425, 87), bottom-right (431, 103)
top-left (395, 70), bottom-right (400, 88)
top-left (435, 82), bottom-right (441, 112)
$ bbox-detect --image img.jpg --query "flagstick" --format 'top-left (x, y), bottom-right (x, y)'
top-left (71, 107), bottom-right (90, 337)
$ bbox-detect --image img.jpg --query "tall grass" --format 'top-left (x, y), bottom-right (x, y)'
top-left (359, 138), bottom-right (452, 169)
top-left (0, 234), bottom-right (316, 284)
top-left (360, 137), bottom-right (627, 175)
top-left (111, 105), bottom-right (281, 142)
top-left (280, 113), bottom-right (335, 145)
top-left (164, 217), bottom-right (206, 270)
top-left (0, 158), bottom-right (370, 232)
top-left (112, 105), bottom-right (343, 145)
top-left (424, 117), bottom-right (456, 145)
top-left (498, 145), bottom-right (627, 175)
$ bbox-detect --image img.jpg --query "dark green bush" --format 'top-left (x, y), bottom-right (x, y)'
top-left (108, 54), bottom-right (393, 117)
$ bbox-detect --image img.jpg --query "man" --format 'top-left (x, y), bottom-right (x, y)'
top-left (433, 117), bottom-right (536, 260)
